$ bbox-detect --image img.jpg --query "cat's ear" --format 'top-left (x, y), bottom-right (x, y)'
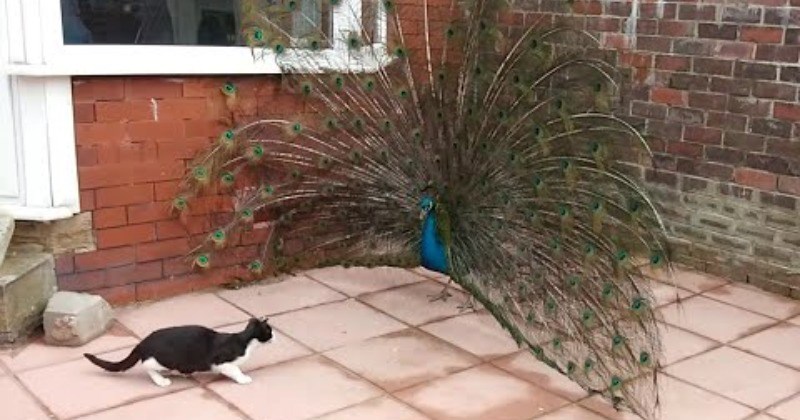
top-left (259, 316), bottom-right (269, 324)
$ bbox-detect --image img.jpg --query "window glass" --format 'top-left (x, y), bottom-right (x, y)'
top-left (60, 0), bottom-right (326, 46)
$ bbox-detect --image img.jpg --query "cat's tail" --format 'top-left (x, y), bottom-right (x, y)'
top-left (84, 348), bottom-right (140, 372)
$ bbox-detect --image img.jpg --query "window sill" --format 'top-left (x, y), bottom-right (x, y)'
top-left (5, 45), bottom-right (393, 77)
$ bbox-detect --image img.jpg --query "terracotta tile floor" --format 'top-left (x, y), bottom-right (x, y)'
top-left (2, 266), bottom-right (799, 420)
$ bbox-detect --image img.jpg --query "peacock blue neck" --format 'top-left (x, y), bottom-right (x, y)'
top-left (420, 211), bottom-right (449, 274)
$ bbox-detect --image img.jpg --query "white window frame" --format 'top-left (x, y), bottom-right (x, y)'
top-left (0, 0), bottom-right (388, 221)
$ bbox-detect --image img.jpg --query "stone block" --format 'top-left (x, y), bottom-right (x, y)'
top-left (0, 253), bottom-right (57, 344)
top-left (0, 214), bottom-right (12, 267)
top-left (44, 291), bottom-right (113, 346)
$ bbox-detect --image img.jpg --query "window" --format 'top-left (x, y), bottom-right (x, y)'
top-left (0, 0), bottom-right (387, 220)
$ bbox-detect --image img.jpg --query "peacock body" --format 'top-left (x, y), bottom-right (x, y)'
top-left (176, 1), bottom-right (673, 418)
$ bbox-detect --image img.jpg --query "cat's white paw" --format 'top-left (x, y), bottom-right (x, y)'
top-left (154, 377), bottom-right (172, 387)
top-left (236, 375), bottom-right (253, 385)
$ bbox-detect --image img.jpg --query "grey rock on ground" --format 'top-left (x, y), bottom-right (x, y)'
top-left (44, 291), bottom-right (113, 346)
top-left (0, 214), bottom-right (13, 267)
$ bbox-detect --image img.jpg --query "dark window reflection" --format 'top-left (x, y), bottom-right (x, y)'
top-left (61, 0), bottom-right (324, 46)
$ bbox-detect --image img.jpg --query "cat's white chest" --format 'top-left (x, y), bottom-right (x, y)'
top-left (230, 338), bottom-right (261, 367)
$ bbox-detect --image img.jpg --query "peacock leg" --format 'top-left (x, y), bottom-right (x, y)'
top-left (427, 280), bottom-right (453, 302)
top-left (456, 295), bottom-right (476, 312)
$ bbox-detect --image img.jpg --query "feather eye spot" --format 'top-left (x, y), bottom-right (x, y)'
top-left (639, 351), bottom-right (651, 365)
top-left (610, 376), bottom-right (622, 391)
top-left (221, 82), bottom-right (237, 96)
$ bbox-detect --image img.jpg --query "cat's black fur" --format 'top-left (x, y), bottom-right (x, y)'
top-left (84, 317), bottom-right (272, 375)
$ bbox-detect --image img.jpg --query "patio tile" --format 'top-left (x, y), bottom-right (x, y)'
top-left (704, 283), bottom-right (800, 320)
top-left (789, 316), bottom-right (800, 327)
top-left (659, 323), bottom-right (719, 366)
top-left (581, 375), bottom-right (754, 420)
top-left (0, 322), bottom-right (138, 372)
top-left (360, 281), bottom-right (471, 326)
top-left (304, 266), bottom-right (426, 297)
top-left (747, 415), bottom-right (781, 420)
top-left (0, 376), bottom-right (51, 420)
top-left (324, 329), bottom-right (479, 392)
top-left (666, 346), bottom-right (800, 409)
top-left (532, 404), bottom-right (607, 420)
top-left (768, 392), bottom-right (800, 420)
top-left (660, 296), bottom-right (776, 342)
top-left (491, 351), bottom-right (588, 401)
top-left (18, 347), bottom-right (194, 419)
top-left (209, 355), bottom-right (381, 420)
top-left (194, 323), bottom-right (311, 384)
top-left (396, 364), bottom-right (569, 420)
top-left (77, 388), bottom-right (245, 420)
top-left (218, 275), bottom-right (346, 316)
top-left (647, 279), bottom-right (692, 307)
top-left (316, 396), bottom-right (430, 420)
top-left (269, 299), bottom-right (406, 352)
top-left (421, 312), bottom-right (520, 360)
top-left (116, 293), bottom-right (250, 338)
top-left (667, 268), bottom-right (728, 293)
top-left (732, 323), bottom-right (800, 369)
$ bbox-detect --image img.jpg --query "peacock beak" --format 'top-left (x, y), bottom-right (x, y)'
top-left (419, 209), bottom-right (427, 220)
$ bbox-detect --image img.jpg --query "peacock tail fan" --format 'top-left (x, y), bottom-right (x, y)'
top-left (175, 1), bottom-right (674, 418)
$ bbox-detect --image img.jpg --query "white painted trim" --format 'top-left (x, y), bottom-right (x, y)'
top-left (45, 77), bottom-right (79, 213)
top-left (0, 204), bottom-right (75, 221)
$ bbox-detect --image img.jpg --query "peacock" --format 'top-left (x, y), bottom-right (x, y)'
top-left (174, 1), bottom-right (673, 418)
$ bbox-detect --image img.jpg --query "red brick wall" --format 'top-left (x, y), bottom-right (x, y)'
top-left (510, 0), bottom-right (800, 296)
top-left (56, 77), bottom-right (305, 304)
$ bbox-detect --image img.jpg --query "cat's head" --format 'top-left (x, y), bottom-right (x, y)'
top-left (246, 317), bottom-right (273, 343)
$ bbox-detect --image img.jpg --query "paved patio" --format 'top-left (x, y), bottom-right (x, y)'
top-left (1, 266), bottom-right (799, 420)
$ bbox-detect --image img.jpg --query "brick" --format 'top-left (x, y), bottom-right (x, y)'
top-left (778, 176), bottom-right (800, 195)
top-left (606, 1), bottom-right (631, 16)
top-left (127, 121), bottom-right (184, 140)
top-left (154, 181), bottom-right (180, 201)
top-left (76, 147), bottom-right (98, 166)
top-left (58, 270), bottom-right (108, 292)
top-left (80, 190), bottom-right (95, 212)
top-left (740, 26), bottom-right (784, 43)
top-left (780, 66), bottom-right (799, 84)
top-left (631, 101), bottom-right (667, 119)
top-left (106, 262), bottom-right (164, 286)
top-left (735, 168), bottom-right (778, 190)
top-left (724, 132), bottom-right (766, 152)
top-left (766, 138), bottom-right (800, 157)
top-left (586, 17), bottom-right (621, 32)
top-left (722, 6), bottom-right (762, 23)
top-left (156, 217), bottom-right (210, 239)
top-left (673, 39), bottom-right (714, 56)
top-left (681, 175), bottom-right (709, 192)
top-left (636, 20), bottom-right (659, 36)
top-left (95, 224), bottom-right (156, 248)
top-left (669, 73), bottom-right (709, 91)
top-left (124, 78), bottom-right (183, 99)
top-left (655, 55), bottom-right (690, 72)
top-left (75, 123), bottom-right (127, 145)
top-left (95, 184), bottom-right (154, 208)
top-left (752, 81), bottom-right (797, 101)
top-left (692, 58), bottom-right (732, 76)
top-left (746, 153), bottom-right (791, 175)
top-left (760, 192), bottom-right (797, 210)
top-left (667, 141), bottom-right (704, 158)
top-left (756, 45), bottom-right (800, 63)
top-left (685, 126), bottom-right (722, 145)
top-left (717, 42), bottom-right (755, 60)
top-left (156, 99), bottom-right (208, 120)
top-left (127, 202), bottom-right (171, 224)
top-left (688, 92), bottom-right (727, 112)
top-left (619, 51), bottom-right (652, 68)
top-left (718, 184), bottom-right (755, 201)
top-left (710, 77), bottom-right (752, 97)
top-left (157, 138), bottom-right (210, 161)
top-left (93, 207), bottom-right (127, 229)
top-left (750, 118), bottom-right (793, 138)
top-left (667, 107), bottom-right (704, 125)
top-left (72, 79), bottom-right (124, 102)
top-left (706, 147), bottom-right (744, 165)
top-left (678, 4), bottom-right (717, 21)
top-left (651, 87), bottom-right (685, 106)
top-left (647, 120), bottom-right (682, 142)
top-left (95, 101), bottom-right (154, 123)
top-left (163, 256), bottom-right (192, 276)
top-left (708, 112), bottom-right (747, 132)
top-left (698, 24), bottom-right (738, 40)
top-left (136, 277), bottom-right (194, 302)
top-left (734, 62), bottom-right (778, 81)
top-left (786, 28), bottom-right (800, 45)
top-left (55, 254), bottom-right (75, 275)
top-left (79, 163), bottom-right (185, 189)
top-left (697, 163), bottom-right (734, 181)
top-left (92, 285), bottom-right (136, 306)
top-left (73, 103), bottom-right (95, 123)
top-left (727, 97), bottom-right (771, 117)
top-left (774, 102), bottom-right (800, 121)
top-left (658, 21), bottom-right (695, 37)
top-left (764, 7), bottom-right (796, 25)
top-left (74, 246), bottom-right (136, 272)
top-left (645, 169), bottom-right (678, 187)
top-left (136, 238), bottom-right (191, 262)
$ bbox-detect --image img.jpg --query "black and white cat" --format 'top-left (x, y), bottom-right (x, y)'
top-left (84, 317), bottom-right (273, 387)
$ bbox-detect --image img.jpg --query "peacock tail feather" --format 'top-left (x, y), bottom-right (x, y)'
top-left (176, 1), bottom-right (674, 418)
